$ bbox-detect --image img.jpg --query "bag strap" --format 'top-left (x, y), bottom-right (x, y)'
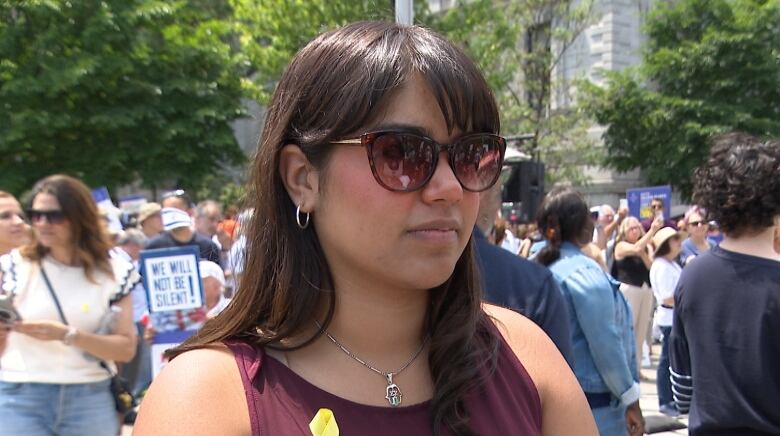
top-left (40, 262), bottom-right (115, 376)
top-left (40, 265), bottom-right (68, 325)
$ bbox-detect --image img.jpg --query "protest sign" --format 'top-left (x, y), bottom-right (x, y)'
top-left (150, 329), bottom-right (195, 378)
top-left (627, 185), bottom-right (672, 220)
top-left (118, 194), bottom-right (147, 215)
top-left (141, 246), bottom-right (203, 313)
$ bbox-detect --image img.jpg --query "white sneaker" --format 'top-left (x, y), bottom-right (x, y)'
top-left (641, 342), bottom-right (652, 368)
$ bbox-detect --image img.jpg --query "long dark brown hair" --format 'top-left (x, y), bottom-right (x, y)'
top-left (20, 174), bottom-right (113, 281)
top-left (535, 188), bottom-right (593, 267)
top-left (172, 21), bottom-right (501, 435)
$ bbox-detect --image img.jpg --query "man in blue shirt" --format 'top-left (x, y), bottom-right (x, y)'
top-left (473, 228), bottom-right (574, 367)
top-left (474, 182), bottom-right (574, 367)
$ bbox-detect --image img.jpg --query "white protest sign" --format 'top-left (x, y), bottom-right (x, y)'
top-left (141, 247), bottom-right (203, 312)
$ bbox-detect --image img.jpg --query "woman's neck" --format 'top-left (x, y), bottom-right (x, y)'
top-left (48, 245), bottom-right (76, 265)
top-left (320, 279), bottom-right (429, 367)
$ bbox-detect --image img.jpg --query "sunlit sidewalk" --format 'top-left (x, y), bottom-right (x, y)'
top-left (639, 343), bottom-right (689, 435)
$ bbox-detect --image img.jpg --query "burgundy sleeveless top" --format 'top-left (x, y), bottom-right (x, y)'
top-left (225, 330), bottom-right (541, 435)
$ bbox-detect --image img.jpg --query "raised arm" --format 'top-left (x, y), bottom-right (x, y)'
top-left (596, 208), bottom-right (628, 250)
top-left (615, 217), bottom-right (663, 260)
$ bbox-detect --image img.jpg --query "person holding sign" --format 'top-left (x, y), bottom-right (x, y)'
top-left (136, 21), bottom-right (594, 436)
top-left (0, 175), bottom-right (139, 436)
top-left (145, 207), bottom-right (221, 265)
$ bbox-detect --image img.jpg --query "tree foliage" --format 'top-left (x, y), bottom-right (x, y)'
top-left (422, 0), bottom-right (600, 186)
top-left (231, 0), bottom-right (397, 104)
top-left (1, 0), bottom-right (605, 195)
top-left (583, 0), bottom-right (780, 196)
top-left (0, 0), bottom-right (247, 195)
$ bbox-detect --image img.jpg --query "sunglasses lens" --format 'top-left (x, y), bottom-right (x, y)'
top-left (49, 211), bottom-right (66, 224)
top-left (29, 210), bottom-right (65, 224)
top-left (370, 133), bottom-right (434, 191)
top-left (451, 136), bottom-right (504, 192)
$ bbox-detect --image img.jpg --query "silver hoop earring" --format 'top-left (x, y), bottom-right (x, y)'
top-left (296, 204), bottom-right (310, 229)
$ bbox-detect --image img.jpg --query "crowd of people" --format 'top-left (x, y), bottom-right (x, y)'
top-left (0, 20), bottom-right (777, 436)
top-left (0, 176), bottom-right (244, 434)
top-left (482, 132), bottom-right (779, 435)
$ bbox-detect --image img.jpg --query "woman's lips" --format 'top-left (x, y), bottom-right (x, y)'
top-left (406, 218), bottom-right (462, 244)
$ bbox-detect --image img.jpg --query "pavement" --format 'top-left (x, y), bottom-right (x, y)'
top-left (639, 343), bottom-right (689, 435)
top-left (122, 343), bottom-right (689, 435)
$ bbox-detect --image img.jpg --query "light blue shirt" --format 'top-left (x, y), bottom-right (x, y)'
top-left (548, 242), bottom-right (640, 406)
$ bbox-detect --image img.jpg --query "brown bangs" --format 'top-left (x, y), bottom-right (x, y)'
top-left (281, 21), bottom-right (500, 157)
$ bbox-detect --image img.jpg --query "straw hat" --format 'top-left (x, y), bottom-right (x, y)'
top-left (137, 202), bottom-right (162, 224)
top-left (652, 227), bottom-right (680, 256)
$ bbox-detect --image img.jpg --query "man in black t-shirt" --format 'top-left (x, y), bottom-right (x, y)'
top-left (670, 132), bottom-right (780, 435)
top-left (145, 207), bottom-right (221, 265)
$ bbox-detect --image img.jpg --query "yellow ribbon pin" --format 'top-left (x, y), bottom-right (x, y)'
top-left (309, 408), bottom-right (339, 436)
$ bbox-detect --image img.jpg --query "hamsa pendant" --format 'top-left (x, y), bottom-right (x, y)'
top-left (385, 373), bottom-right (403, 407)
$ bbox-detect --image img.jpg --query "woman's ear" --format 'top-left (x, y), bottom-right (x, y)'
top-left (279, 144), bottom-right (320, 212)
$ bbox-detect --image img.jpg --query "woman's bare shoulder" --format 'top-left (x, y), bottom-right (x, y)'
top-left (484, 304), bottom-right (565, 362)
top-left (134, 344), bottom-right (250, 435)
top-left (483, 304), bottom-right (597, 435)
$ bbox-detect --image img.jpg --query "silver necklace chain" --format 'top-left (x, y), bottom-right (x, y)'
top-left (315, 321), bottom-right (428, 378)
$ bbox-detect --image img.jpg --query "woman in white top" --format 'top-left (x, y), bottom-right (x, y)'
top-left (613, 215), bottom-right (663, 375)
top-left (648, 227), bottom-right (683, 417)
top-left (0, 174), bottom-right (139, 436)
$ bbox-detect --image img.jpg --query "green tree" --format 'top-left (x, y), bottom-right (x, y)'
top-left (233, 0), bottom-right (600, 185)
top-left (231, 0), bottom-right (397, 104)
top-left (0, 0), bottom-right (247, 195)
top-left (583, 0), bottom-right (780, 196)
top-left (422, 0), bottom-right (600, 186)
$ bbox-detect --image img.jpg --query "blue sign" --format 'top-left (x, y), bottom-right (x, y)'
top-left (91, 186), bottom-right (111, 204)
top-left (140, 246), bottom-right (203, 313)
top-left (626, 185), bottom-right (672, 220)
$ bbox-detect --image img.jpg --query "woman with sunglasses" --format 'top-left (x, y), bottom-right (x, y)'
top-left (613, 215), bottom-right (662, 376)
top-left (0, 175), bottom-right (139, 436)
top-left (680, 207), bottom-right (715, 265)
top-left (135, 21), bottom-right (594, 436)
top-left (536, 188), bottom-right (645, 436)
top-left (0, 191), bottom-right (29, 256)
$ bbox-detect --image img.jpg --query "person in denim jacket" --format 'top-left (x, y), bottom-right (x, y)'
top-left (536, 188), bottom-right (644, 436)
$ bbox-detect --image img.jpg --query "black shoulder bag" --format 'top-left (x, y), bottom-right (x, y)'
top-left (40, 265), bottom-right (135, 414)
